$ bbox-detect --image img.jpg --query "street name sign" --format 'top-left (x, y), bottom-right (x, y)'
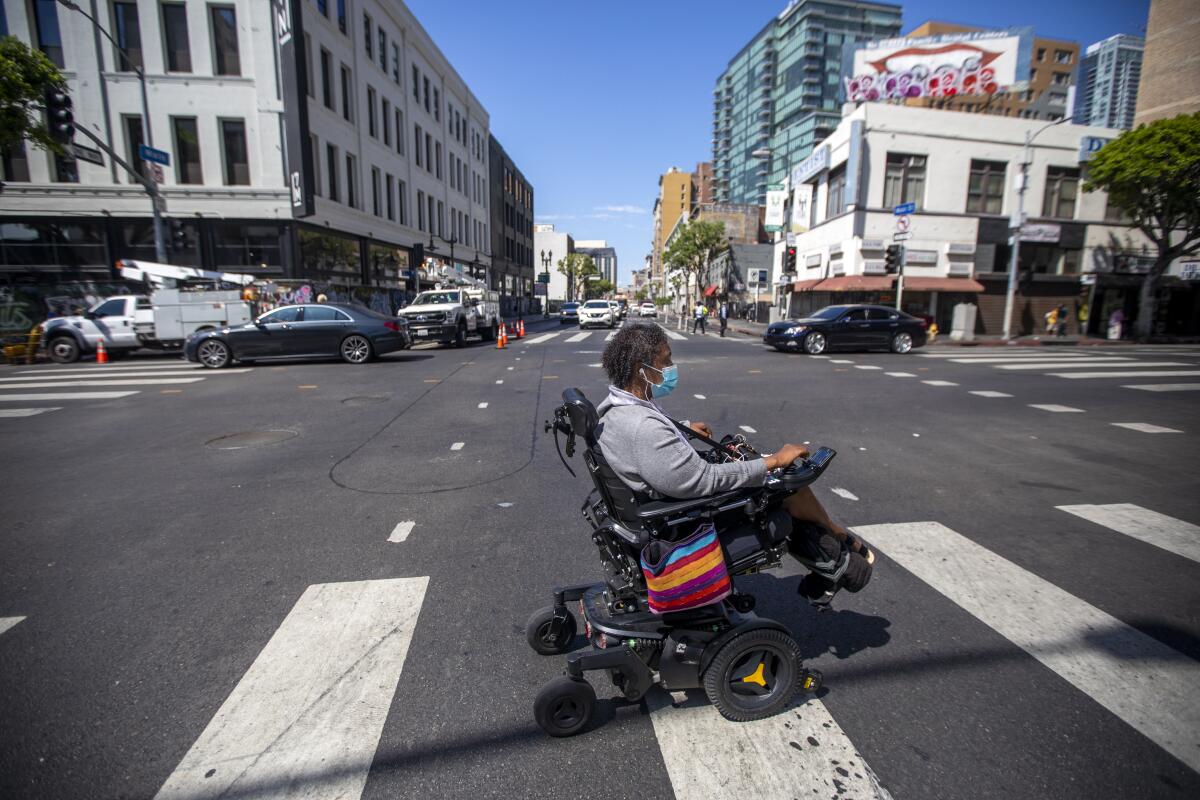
top-left (892, 231), bottom-right (912, 241)
top-left (139, 145), bottom-right (170, 166)
top-left (69, 143), bottom-right (105, 166)
top-left (893, 202), bottom-right (916, 216)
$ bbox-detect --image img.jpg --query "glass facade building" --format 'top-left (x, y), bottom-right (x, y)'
top-left (712, 0), bottom-right (901, 205)
top-left (1073, 35), bottom-right (1143, 131)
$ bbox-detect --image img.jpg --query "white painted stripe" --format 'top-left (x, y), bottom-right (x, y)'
top-left (830, 487), bottom-right (859, 501)
top-left (998, 361), bottom-right (1187, 371)
top-left (1111, 422), bottom-right (1183, 433)
top-left (1029, 404), bottom-right (1084, 412)
top-left (0, 378), bottom-right (204, 389)
top-left (948, 356), bottom-right (1118, 363)
top-left (477, 402), bottom-right (488, 409)
top-left (450, 441), bottom-right (465, 451)
top-left (830, 359), bottom-right (854, 364)
top-left (606, 331), bottom-right (617, 341)
top-left (648, 691), bottom-right (891, 800)
top-left (885, 371), bottom-right (915, 377)
top-left (1056, 503), bottom-right (1200, 564)
top-left (853, 365), bottom-right (882, 370)
top-left (809, 355), bottom-right (830, 359)
top-left (921, 380), bottom-right (958, 386)
top-left (693, 394), bottom-right (706, 400)
top-left (656, 323), bottom-right (686, 341)
top-left (918, 351), bottom-right (1086, 358)
top-left (524, 332), bottom-right (559, 344)
top-left (0, 391), bottom-right (139, 401)
top-left (0, 616), bottom-right (25, 636)
top-left (739, 425), bottom-right (756, 434)
top-left (853, 521), bottom-right (1200, 774)
top-left (154, 577), bottom-right (429, 800)
top-left (969, 390), bottom-right (1013, 398)
top-left (17, 361), bottom-right (197, 374)
top-left (565, 332), bottom-right (591, 342)
top-left (1123, 383), bottom-right (1200, 392)
top-left (1053, 370), bottom-right (1200, 379)
top-left (495, 379), bottom-right (503, 384)
top-left (0, 407), bottom-right (62, 417)
top-left (387, 521), bottom-right (415, 543)
top-left (0, 370), bottom-right (249, 382)
top-left (506, 366), bottom-right (514, 371)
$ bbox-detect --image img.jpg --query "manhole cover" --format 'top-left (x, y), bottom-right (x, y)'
top-left (341, 395), bottom-right (390, 406)
top-left (205, 430), bottom-right (298, 450)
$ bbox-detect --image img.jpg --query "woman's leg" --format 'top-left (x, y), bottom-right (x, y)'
top-left (783, 486), bottom-right (846, 538)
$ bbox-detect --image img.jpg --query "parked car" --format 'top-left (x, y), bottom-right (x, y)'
top-left (608, 300), bottom-right (622, 321)
top-left (559, 302), bottom-right (580, 325)
top-left (762, 304), bottom-right (927, 355)
top-left (638, 302), bottom-right (658, 318)
top-left (185, 303), bottom-right (410, 368)
top-left (579, 300), bottom-right (616, 329)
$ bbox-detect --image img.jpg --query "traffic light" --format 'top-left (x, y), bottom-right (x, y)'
top-left (169, 220), bottom-right (188, 252)
top-left (884, 245), bottom-right (901, 274)
top-left (783, 246), bottom-right (797, 272)
top-left (44, 87), bottom-right (75, 145)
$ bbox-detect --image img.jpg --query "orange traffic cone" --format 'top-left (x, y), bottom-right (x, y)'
top-left (96, 339), bottom-right (109, 364)
top-left (518, 319), bottom-right (525, 338)
top-left (497, 323), bottom-right (506, 349)
top-left (503, 323), bottom-right (509, 347)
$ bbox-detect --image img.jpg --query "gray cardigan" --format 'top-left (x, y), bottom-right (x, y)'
top-left (596, 390), bottom-right (767, 499)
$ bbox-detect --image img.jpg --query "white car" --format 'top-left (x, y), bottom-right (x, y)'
top-left (578, 300), bottom-right (616, 329)
top-left (639, 302), bottom-right (658, 317)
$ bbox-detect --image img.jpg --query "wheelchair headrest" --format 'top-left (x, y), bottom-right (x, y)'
top-left (561, 387), bottom-right (600, 448)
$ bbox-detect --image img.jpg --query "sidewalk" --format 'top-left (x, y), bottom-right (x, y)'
top-left (726, 317), bottom-right (1148, 347)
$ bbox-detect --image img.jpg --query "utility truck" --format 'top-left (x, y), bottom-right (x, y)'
top-left (41, 260), bottom-right (256, 363)
top-left (398, 270), bottom-right (502, 347)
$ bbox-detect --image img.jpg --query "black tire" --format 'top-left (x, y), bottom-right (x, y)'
top-left (702, 629), bottom-right (803, 722)
top-left (803, 331), bottom-right (827, 355)
top-left (480, 324), bottom-right (496, 342)
top-left (534, 676), bottom-right (596, 738)
top-left (46, 336), bottom-right (81, 364)
top-left (525, 606), bottom-right (577, 655)
top-left (340, 334), bottom-right (373, 364)
top-left (453, 323), bottom-right (466, 348)
top-left (196, 338), bottom-right (231, 369)
top-left (890, 331), bottom-right (914, 354)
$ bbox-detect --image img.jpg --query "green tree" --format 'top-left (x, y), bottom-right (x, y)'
top-left (662, 220), bottom-right (728, 304)
top-left (1084, 113), bottom-right (1200, 340)
top-left (0, 36), bottom-right (67, 153)
top-left (587, 278), bottom-right (615, 299)
top-left (556, 252), bottom-right (596, 302)
top-left (634, 288), bottom-right (648, 301)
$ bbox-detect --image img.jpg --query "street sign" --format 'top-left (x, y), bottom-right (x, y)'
top-left (892, 231), bottom-right (912, 242)
top-left (69, 143), bottom-right (104, 166)
top-left (143, 161), bottom-right (165, 184)
top-left (138, 145), bottom-right (170, 166)
top-left (892, 202), bottom-right (916, 216)
top-left (895, 215), bottom-right (911, 233)
top-left (537, 272), bottom-right (550, 283)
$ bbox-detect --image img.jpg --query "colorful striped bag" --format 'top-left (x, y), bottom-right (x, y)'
top-left (640, 523), bottom-right (732, 614)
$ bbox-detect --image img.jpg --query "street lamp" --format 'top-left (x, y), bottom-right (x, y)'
top-left (57, 0), bottom-right (167, 264)
top-left (1002, 115), bottom-right (1071, 340)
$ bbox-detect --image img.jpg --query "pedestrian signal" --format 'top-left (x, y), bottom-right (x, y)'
top-left (884, 245), bottom-right (901, 274)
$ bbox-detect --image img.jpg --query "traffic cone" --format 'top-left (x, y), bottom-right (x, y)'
top-left (518, 319), bottom-right (525, 338)
top-left (503, 323), bottom-right (509, 347)
top-left (96, 339), bottom-right (109, 364)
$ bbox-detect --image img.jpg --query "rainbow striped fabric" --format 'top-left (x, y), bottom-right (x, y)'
top-left (640, 524), bottom-right (732, 615)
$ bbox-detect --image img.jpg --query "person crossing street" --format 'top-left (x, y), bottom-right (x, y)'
top-left (718, 299), bottom-right (729, 337)
top-left (692, 301), bottom-right (707, 334)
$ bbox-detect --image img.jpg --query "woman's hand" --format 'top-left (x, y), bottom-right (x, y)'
top-left (689, 421), bottom-right (714, 438)
top-left (764, 443), bottom-right (810, 471)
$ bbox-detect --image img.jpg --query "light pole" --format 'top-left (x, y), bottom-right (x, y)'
top-left (58, 0), bottom-right (167, 264)
top-left (1002, 116), bottom-right (1070, 340)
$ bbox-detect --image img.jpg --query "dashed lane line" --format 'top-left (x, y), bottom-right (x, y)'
top-left (739, 425), bottom-right (757, 433)
top-left (830, 359), bottom-right (854, 364)
top-left (853, 365), bottom-right (882, 370)
top-left (693, 394), bottom-right (706, 400)
top-left (0, 407), bottom-right (62, 417)
top-left (2, 369), bottom-right (251, 380)
top-left (969, 390), bottom-right (1013, 398)
top-left (478, 402), bottom-right (488, 409)
top-left (945, 356), bottom-right (1123, 364)
top-left (1029, 404), bottom-right (1085, 413)
top-left (15, 362), bottom-right (203, 374)
top-left (885, 372), bottom-right (916, 377)
top-left (1052, 370), bottom-right (1200, 379)
top-left (0, 616), bottom-right (26, 636)
top-left (830, 487), bottom-right (859, 501)
top-left (1110, 422), bottom-right (1183, 434)
top-left (1057, 503), bottom-right (1200, 564)
top-left (450, 442), bottom-right (465, 451)
top-left (1122, 383), bottom-right (1200, 392)
top-left (921, 380), bottom-right (958, 387)
top-left (387, 521), bottom-right (415, 543)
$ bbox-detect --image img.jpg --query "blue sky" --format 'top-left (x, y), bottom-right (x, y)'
top-left (407, 0), bottom-right (1150, 285)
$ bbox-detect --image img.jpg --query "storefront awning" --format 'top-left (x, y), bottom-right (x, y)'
top-left (903, 277), bottom-right (985, 292)
top-left (815, 276), bottom-right (895, 292)
top-left (791, 278), bottom-right (824, 292)
top-left (703, 284), bottom-right (719, 297)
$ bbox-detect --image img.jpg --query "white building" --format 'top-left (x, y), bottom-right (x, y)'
top-left (533, 223), bottom-right (572, 303)
top-left (777, 103), bottom-right (1191, 337)
top-left (0, 0), bottom-right (490, 326)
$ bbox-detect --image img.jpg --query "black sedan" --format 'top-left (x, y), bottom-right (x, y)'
top-left (763, 304), bottom-right (927, 355)
top-left (185, 303), bottom-right (410, 368)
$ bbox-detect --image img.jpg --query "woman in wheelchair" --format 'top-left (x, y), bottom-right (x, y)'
top-left (597, 323), bottom-right (874, 605)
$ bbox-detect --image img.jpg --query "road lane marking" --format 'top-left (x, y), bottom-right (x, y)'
top-left (1123, 383), bottom-right (1200, 392)
top-left (297, 384), bottom-right (318, 390)
top-left (917, 351), bottom-right (1091, 358)
top-left (999, 361), bottom-right (1187, 371)
top-left (0, 378), bottom-right (204, 389)
top-left (693, 394), bottom-right (706, 399)
top-left (810, 355), bottom-right (830, 359)
top-left (388, 521), bottom-right (415, 543)
top-left (1029, 404), bottom-right (1084, 412)
top-left (648, 691), bottom-right (891, 800)
top-left (477, 402), bottom-right (488, 409)
top-left (830, 487), bottom-right (859, 501)
top-left (656, 323), bottom-right (686, 341)
top-left (739, 425), bottom-right (756, 433)
top-left (830, 359), bottom-right (854, 364)
top-left (885, 372), bottom-right (915, 377)
top-left (565, 331), bottom-right (592, 342)
top-left (0, 616), bottom-right (25, 636)
top-left (854, 365), bottom-right (882, 370)
top-left (921, 380), bottom-right (958, 386)
top-left (154, 577), bottom-right (428, 800)
top-left (161, 389), bottom-right (183, 394)
top-left (606, 331), bottom-right (617, 341)
top-left (1052, 370), bottom-right (1200, 379)
top-left (1056, 503), bottom-right (1200, 564)
top-left (0, 407), bottom-right (61, 417)
top-left (450, 442), bottom-right (465, 450)
top-left (525, 333), bottom-right (560, 344)
top-left (969, 390), bottom-right (1013, 398)
top-left (948, 356), bottom-right (1119, 364)
top-left (495, 380), bottom-right (503, 384)
top-left (852, 520), bottom-right (1200, 774)
top-left (0, 391), bottom-right (139, 401)
top-left (1, 369), bottom-right (251, 381)
top-left (507, 366), bottom-right (514, 370)
top-left (16, 362), bottom-right (202, 374)
top-left (1110, 422), bottom-right (1183, 433)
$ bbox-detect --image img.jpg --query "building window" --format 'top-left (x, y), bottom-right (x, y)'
top-left (320, 48), bottom-right (333, 108)
top-left (1052, 71), bottom-right (1071, 86)
top-left (417, 189), bottom-right (426, 231)
top-left (382, 99), bottom-right (391, 146)
top-left (363, 13), bottom-right (372, 59)
top-left (437, 200), bottom-right (444, 237)
top-left (219, 119), bottom-right (249, 185)
top-left (209, 5), bottom-right (240, 76)
top-left (1037, 47), bottom-right (1046, 62)
top-left (385, 174), bottom-right (394, 220)
top-left (1, 143), bottom-right (31, 182)
top-left (371, 167), bottom-right (381, 216)
top-left (1043, 167), bottom-right (1079, 218)
top-left (425, 133), bottom-right (432, 173)
top-left (317, 0), bottom-right (326, 16)
top-left (423, 75), bottom-right (430, 112)
top-left (310, 133), bottom-right (320, 197)
top-left (336, 0), bottom-right (345, 34)
top-left (378, 29), bottom-right (386, 71)
top-left (31, 0), bottom-right (64, 67)
top-left (398, 180), bottom-right (408, 225)
top-left (435, 141), bottom-right (442, 179)
top-left (326, 143), bottom-right (339, 201)
top-left (827, 166), bottom-right (846, 218)
top-left (412, 65), bottom-right (420, 101)
top-left (883, 153), bottom-right (926, 210)
top-left (340, 64), bottom-right (352, 121)
top-left (391, 44), bottom-right (400, 84)
top-left (433, 88), bottom-right (440, 121)
top-left (366, 86), bottom-right (376, 137)
top-left (1055, 50), bottom-right (1072, 64)
top-left (52, 152), bottom-right (78, 183)
top-left (395, 109), bottom-right (404, 155)
top-left (123, 114), bottom-right (145, 183)
top-left (302, 33), bottom-right (312, 96)
top-left (112, 2), bottom-right (143, 72)
top-left (428, 195), bottom-right (435, 236)
top-left (966, 160), bottom-right (1006, 214)
top-left (414, 124), bottom-right (422, 166)
top-left (345, 153), bottom-right (357, 208)
top-left (171, 116), bottom-right (202, 184)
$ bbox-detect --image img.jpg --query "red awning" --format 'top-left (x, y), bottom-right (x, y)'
top-left (815, 276), bottom-right (896, 292)
top-left (791, 278), bottom-right (824, 292)
top-left (703, 284), bottom-right (718, 297)
top-left (902, 277), bottom-right (985, 292)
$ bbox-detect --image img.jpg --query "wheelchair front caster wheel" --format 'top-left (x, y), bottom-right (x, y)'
top-left (534, 676), bottom-right (596, 737)
top-left (525, 605), bottom-right (577, 655)
top-left (702, 629), bottom-right (804, 722)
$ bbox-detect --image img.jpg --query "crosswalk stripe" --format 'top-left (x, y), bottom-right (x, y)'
top-left (17, 361), bottom-right (195, 374)
top-left (853, 520), bottom-right (1200, 774)
top-left (565, 332), bottom-right (592, 342)
top-left (999, 361), bottom-right (1188, 371)
top-left (918, 351), bottom-right (1090, 358)
top-left (1052, 370), bottom-right (1200, 379)
top-left (524, 332), bottom-right (560, 344)
top-left (968, 390), bottom-right (1012, 398)
top-left (0, 378), bottom-right (205, 389)
top-left (0, 616), bottom-right (25, 636)
top-left (1110, 422), bottom-right (1183, 434)
top-left (656, 323), bottom-right (686, 341)
top-left (885, 371), bottom-right (915, 377)
top-left (1029, 404), bottom-right (1084, 412)
top-left (1122, 383), bottom-right (1200, 392)
top-left (1056, 503), bottom-right (1200, 564)
top-left (947, 356), bottom-right (1120, 363)
top-left (0, 370), bottom-right (249, 382)
top-left (0, 407), bottom-right (62, 417)
top-left (605, 331), bottom-right (617, 341)
top-left (154, 577), bottom-right (429, 800)
top-left (921, 380), bottom-right (958, 386)
top-left (388, 520), bottom-right (415, 543)
top-left (0, 391), bottom-right (139, 401)
top-left (648, 691), bottom-right (891, 800)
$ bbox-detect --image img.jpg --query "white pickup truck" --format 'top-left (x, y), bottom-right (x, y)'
top-left (398, 286), bottom-right (502, 347)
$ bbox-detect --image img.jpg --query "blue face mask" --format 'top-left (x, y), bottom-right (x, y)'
top-left (642, 363), bottom-right (679, 398)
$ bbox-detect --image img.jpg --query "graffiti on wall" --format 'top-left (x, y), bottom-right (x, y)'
top-left (0, 282), bottom-right (129, 339)
top-left (845, 31), bottom-right (1026, 103)
top-left (254, 282), bottom-right (411, 316)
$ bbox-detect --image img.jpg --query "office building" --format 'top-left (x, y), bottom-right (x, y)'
top-left (650, 167), bottom-right (694, 289)
top-left (489, 135), bottom-right (535, 315)
top-left (1073, 35), bottom-right (1143, 131)
top-left (694, 161), bottom-right (715, 205)
top-left (575, 240), bottom-right (617, 287)
top-left (1134, 0), bottom-right (1200, 125)
top-left (712, 0), bottom-right (902, 206)
top-left (533, 223), bottom-right (573, 302)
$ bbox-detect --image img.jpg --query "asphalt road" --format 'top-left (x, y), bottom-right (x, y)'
top-left (1, 320), bottom-right (1198, 800)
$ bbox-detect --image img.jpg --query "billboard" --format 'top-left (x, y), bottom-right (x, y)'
top-left (790, 184), bottom-right (812, 234)
top-left (844, 28), bottom-right (1032, 103)
top-left (764, 183), bottom-right (787, 232)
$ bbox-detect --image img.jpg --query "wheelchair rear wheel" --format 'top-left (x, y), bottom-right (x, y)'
top-left (702, 629), bottom-right (803, 722)
top-left (534, 676), bottom-right (596, 737)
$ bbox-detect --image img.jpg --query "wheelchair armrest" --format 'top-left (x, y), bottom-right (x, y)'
top-left (636, 489), bottom-right (747, 521)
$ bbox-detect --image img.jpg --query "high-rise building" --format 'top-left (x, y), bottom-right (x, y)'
top-left (712, 0), bottom-right (902, 206)
top-left (694, 162), bottom-right (715, 205)
top-left (1074, 35), bottom-right (1143, 131)
top-left (489, 135), bottom-right (535, 315)
top-left (1134, 0), bottom-right (1200, 126)
top-left (575, 240), bottom-right (617, 286)
top-left (650, 167), bottom-right (694, 287)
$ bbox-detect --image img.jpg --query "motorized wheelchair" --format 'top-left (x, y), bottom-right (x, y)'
top-left (526, 387), bottom-right (842, 737)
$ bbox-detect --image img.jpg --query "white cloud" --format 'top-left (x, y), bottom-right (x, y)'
top-left (595, 205), bottom-right (647, 214)
top-left (536, 214), bottom-right (575, 221)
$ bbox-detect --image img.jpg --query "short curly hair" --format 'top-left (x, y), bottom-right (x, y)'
top-left (601, 324), bottom-right (668, 390)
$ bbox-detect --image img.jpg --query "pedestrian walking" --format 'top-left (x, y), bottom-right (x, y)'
top-left (1043, 306), bottom-right (1058, 336)
top-left (1056, 303), bottom-right (1069, 337)
top-left (692, 301), bottom-right (707, 334)
top-left (718, 300), bottom-right (729, 337)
